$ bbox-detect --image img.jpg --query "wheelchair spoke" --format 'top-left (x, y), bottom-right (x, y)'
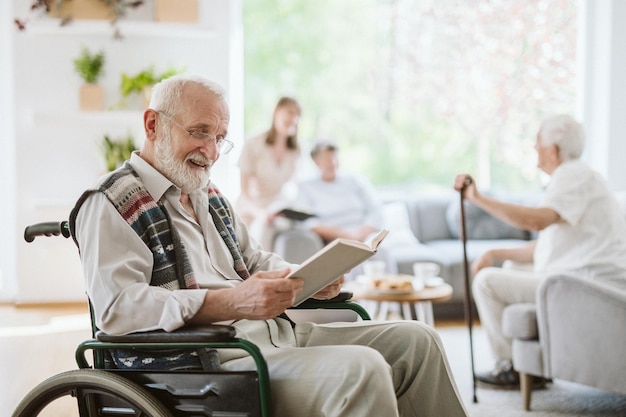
top-left (12, 369), bottom-right (173, 417)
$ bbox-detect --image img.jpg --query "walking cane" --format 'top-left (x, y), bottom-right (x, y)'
top-left (460, 176), bottom-right (478, 403)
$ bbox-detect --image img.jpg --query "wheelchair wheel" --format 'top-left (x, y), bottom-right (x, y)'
top-left (12, 369), bottom-right (173, 417)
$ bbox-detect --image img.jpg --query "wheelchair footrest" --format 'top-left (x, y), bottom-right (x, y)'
top-left (109, 369), bottom-right (262, 417)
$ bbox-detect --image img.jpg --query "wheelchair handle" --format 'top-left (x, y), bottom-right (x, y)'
top-left (24, 221), bottom-right (70, 242)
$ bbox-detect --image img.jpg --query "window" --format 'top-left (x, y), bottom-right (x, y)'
top-left (242, 0), bottom-right (577, 193)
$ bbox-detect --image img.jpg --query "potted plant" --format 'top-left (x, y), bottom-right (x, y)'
top-left (154, 0), bottom-right (198, 23)
top-left (102, 133), bottom-right (136, 171)
top-left (74, 46), bottom-right (106, 111)
top-left (119, 66), bottom-right (182, 108)
top-left (15, 0), bottom-right (145, 39)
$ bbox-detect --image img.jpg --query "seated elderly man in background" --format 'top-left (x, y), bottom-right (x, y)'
top-left (71, 74), bottom-right (468, 417)
top-left (453, 114), bottom-right (626, 389)
top-left (296, 140), bottom-right (384, 243)
top-left (294, 140), bottom-right (396, 278)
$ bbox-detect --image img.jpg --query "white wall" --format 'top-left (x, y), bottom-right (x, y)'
top-left (1, 0), bottom-right (243, 303)
top-left (0, 0), bottom-right (17, 300)
top-left (581, 0), bottom-right (626, 191)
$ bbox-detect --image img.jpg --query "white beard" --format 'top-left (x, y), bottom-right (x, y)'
top-left (154, 128), bottom-right (212, 194)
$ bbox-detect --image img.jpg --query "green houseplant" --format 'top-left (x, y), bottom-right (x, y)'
top-left (102, 134), bottom-right (136, 171)
top-left (73, 46), bottom-right (106, 110)
top-left (16, 0), bottom-right (145, 38)
top-left (74, 46), bottom-right (105, 84)
top-left (118, 66), bottom-right (182, 108)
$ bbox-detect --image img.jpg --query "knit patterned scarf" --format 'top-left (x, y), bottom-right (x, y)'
top-left (69, 162), bottom-right (252, 371)
top-left (70, 162), bottom-right (250, 288)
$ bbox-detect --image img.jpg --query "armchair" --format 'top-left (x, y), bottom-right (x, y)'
top-left (503, 274), bottom-right (626, 410)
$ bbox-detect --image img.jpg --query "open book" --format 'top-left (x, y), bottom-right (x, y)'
top-left (288, 229), bottom-right (389, 306)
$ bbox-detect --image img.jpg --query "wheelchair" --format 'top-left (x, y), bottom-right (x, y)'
top-left (14, 221), bottom-right (371, 417)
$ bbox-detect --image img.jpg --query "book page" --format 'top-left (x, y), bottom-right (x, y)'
top-left (287, 229), bottom-right (388, 306)
top-left (368, 229), bottom-right (389, 250)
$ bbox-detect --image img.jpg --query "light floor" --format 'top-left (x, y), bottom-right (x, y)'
top-left (0, 302), bottom-right (470, 416)
top-left (0, 303), bottom-right (91, 416)
top-left (2, 303), bottom-right (625, 417)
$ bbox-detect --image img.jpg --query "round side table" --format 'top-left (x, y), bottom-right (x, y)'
top-left (350, 283), bottom-right (453, 326)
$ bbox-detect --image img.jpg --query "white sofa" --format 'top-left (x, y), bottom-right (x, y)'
top-left (273, 191), bottom-right (539, 317)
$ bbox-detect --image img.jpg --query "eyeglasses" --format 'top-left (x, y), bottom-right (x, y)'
top-left (157, 111), bottom-right (234, 155)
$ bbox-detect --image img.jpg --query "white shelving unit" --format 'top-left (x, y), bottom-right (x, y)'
top-left (26, 19), bottom-right (215, 39)
top-left (2, 0), bottom-right (243, 303)
top-left (32, 109), bottom-right (142, 123)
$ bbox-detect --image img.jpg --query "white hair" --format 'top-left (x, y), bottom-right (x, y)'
top-left (148, 74), bottom-right (226, 117)
top-left (539, 114), bottom-right (585, 161)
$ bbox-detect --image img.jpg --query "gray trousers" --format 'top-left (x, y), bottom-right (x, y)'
top-left (220, 318), bottom-right (468, 417)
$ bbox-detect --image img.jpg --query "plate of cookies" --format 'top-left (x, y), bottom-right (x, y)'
top-left (369, 274), bottom-right (416, 294)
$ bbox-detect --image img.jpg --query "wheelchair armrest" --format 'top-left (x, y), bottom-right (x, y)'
top-left (297, 290), bottom-right (354, 307)
top-left (293, 291), bottom-right (371, 321)
top-left (96, 324), bottom-right (237, 343)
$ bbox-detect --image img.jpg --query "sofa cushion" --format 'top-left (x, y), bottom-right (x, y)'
top-left (446, 199), bottom-right (529, 240)
top-left (408, 194), bottom-right (455, 242)
top-left (382, 201), bottom-right (420, 245)
top-left (390, 242), bottom-right (442, 269)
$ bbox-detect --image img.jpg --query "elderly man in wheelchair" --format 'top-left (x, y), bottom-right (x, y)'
top-left (15, 75), bottom-right (468, 417)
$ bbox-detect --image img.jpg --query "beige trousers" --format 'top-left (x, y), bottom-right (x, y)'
top-left (472, 266), bottom-right (545, 362)
top-left (220, 319), bottom-right (468, 417)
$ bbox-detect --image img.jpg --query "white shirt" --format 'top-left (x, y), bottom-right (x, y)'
top-left (296, 172), bottom-right (384, 233)
top-left (75, 153), bottom-right (295, 335)
top-left (534, 160), bottom-right (626, 278)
